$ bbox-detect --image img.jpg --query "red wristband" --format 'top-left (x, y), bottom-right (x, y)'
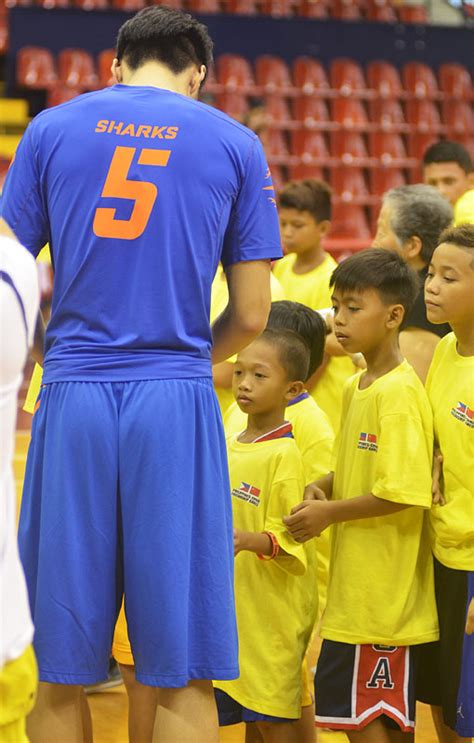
top-left (257, 531), bottom-right (280, 560)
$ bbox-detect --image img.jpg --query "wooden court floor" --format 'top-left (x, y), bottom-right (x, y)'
top-left (13, 430), bottom-right (453, 743)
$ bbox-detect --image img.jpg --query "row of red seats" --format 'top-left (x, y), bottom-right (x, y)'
top-left (16, 47), bottom-right (473, 103)
top-left (216, 94), bottom-right (474, 137)
top-left (2, 0), bottom-right (429, 22)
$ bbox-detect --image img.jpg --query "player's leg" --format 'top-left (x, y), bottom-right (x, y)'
top-left (430, 708), bottom-right (469, 743)
top-left (80, 689), bottom-right (93, 743)
top-left (19, 382), bottom-right (122, 741)
top-left (254, 720), bottom-right (299, 743)
top-left (346, 718), bottom-right (392, 743)
top-left (120, 664), bottom-right (158, 743)
top-left (153, 680), bottom-right (218, 743)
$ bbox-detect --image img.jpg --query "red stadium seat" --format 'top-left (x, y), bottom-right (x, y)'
top-left (58, 49), bottom-right (98, 90)
top-left (369, 167), bottom-right (406, 196)
top-left (17, 46), bottom-right (58, 90)
top-left (331, 167), bottom-right (371, 205)
top-left (405, 100), bottom-right (443, 133)
top-left (365, 0), bottom-right (397, 22)
top-left (330, 58), bottom-right (373, 98)
top-left (397, 4), bottom-right (427, 23)
top-left (265, 129), bottom-right (291, 164)
top-left (403, 62), bottom-right (441, 100)
top-left (438, 64), bottom-right (473, 100)
top-left (97, 49), bottom-right (115, 87)
top-left (217, 55), bottom-right (257, 94)
top-left (331, 131), bottom-right (374, 166)
top-left (366, 61), bottom-right (404, 99)
top-left (330, 204), bottom-right (371, 240)
top-left (265, 95), bottom-right (293, 127)
top-left (223, 0), bottom-right (258, 14)
top-left (255, 56), bottom-right (295, 96)
top-left (369, 99), bottom-right (407, 131)
top-left (293, 97), bottom-right (333, 130)
top-left (330, 0), bottom-right (362, 20)
top-left (406, 132), bottom-right (438, 160)
top-left (148, 0), bottom-right (182, 6)
top-left (47, 84), bottom-right (81, 108)
top-left (332, 98), bottom-right (368, 128)
top-left (111, 0), bottom-right (146, 9)
top-left (369, 131), bottom-right (415, 167)
top-left (5, 0), bottom-right (33, 6)
top-left (269, 165), bottom-right (285, 192)
top-left (260, 0), bottom-right (293, 16)
top-left (293, 57), bottom-right (331, 97)
top-left (188, 0), bottom-right (220, 11)
top-left (287, 163), bottom-right (325, 180)
top-left (0, 6), bottom-right (8, 54)
top-left (216, 92), bottom-right (249, 121)
top-left (291, 130), bottom-right (332, 165)
top-left (442, 101), bottom-right (474, 137)
top-left (39, 0), bottom-right (70, 8)
top-left (297, 0), bottom-right (329, 18)
top-left (74, 0), bottom-right (108, 8)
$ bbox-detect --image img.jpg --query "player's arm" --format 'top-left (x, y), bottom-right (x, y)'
top-left (211, 260), bottom-right (271, 364)
top-left (212, 360), bottom-right (234, 389)
top-left (233, 528), bottom-right (289, 558)
top-left (284, 493), bottom-right (412, 542)
top-left (32, 314), bottom-right (46, 365)
top-left (399, 328), bottom-right (440, 384)
top-left (304, 472), bottom-right (334, 501)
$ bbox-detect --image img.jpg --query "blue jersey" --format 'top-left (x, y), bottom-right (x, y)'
top-left (1, 85), bottom-right (282, 382)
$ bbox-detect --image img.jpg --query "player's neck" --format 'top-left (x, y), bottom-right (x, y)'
top-left (359, 336), bottom-right (403, 389)
top-left (452, 320), bottom-right (474, 357)
top-left (292, 245), bottom-right (326, 274)
top-left (239, 409), bottom-right (287, 443)
top-left (122, 63), bottom-right (190, 96)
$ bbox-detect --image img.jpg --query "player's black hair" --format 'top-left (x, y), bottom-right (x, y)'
top-left (437, 223), bottom-right (474, 266)
top-left (267, 301), bottom-right (326, 380)
top-left (259, 327), bottom-right (310, 383)
top-left (116, 6), bottom-right (213, 79)
top-left (423, 140), bottom-right (473, 174)
top-left (330, 249), bottom-right (419, 316)
top-left (279, 179), bottom-right (332, 223)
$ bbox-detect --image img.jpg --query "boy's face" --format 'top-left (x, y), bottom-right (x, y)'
top-left (233, 339), bottom-right (297, 415)
top-left (331, 287), bottom-right (402, 354)
top-left (425, 242), bottom-right (474, 326)
top-left (423, 162), bottom-right (472, 206)
top-left (279, 208), bottom-right (328, 255)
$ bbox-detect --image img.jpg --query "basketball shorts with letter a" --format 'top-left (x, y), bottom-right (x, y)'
top-left (19, 378), bottom-right (239, 688)
top-left (315, 640), bottom-right (416, 732)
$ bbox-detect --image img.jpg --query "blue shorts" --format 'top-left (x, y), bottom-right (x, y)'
top-left (19, 379), bottom-right (238, 688)
top-left (214, 689), bottom-right (294, 725)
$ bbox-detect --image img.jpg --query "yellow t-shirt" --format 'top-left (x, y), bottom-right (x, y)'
top-left (454, 188), bottom-right (474, 225)
top-left (23, 364), bottom-right (43, 414)
top-left (425, 333), bottom-right (474, 570)
top-left (321, 361), bottom-right (439, 646)
top-left (214, 435), bottom-right (318, 718)
top-left (210, 265), bottom-right (285, 416)
top-left (272, 252), bottom-right (354, 433)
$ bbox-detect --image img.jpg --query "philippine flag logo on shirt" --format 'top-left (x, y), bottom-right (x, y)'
top-left (451, 401), bottom-right (474, 428)
top-left (358, 432), bottom-right (378, 452)
top-left (232, 482), bottom-right (261, 507)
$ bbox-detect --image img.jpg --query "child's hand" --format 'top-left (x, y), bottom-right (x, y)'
top-left (432, 449), bottom-right (445, 505)
top-left (303, 483), bottom-right (327, 502)
top-left (466, 597), bottom-right (474, 635)
top-left (283, 500), bottom-right (332, 542)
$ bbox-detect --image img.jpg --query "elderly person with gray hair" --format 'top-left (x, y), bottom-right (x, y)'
top-left (373, 184), bottom-right (453, 381)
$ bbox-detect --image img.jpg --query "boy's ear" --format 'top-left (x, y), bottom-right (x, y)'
top-left (285, 380), bottom-right (305, 402)
top-left (318, 220), bottom-right (331, 238)
top-left (387, 303), bottom-right (405, 329)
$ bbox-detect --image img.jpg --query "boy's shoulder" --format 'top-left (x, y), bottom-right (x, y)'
top-left (347, 361), bottom-right (431, 416)
top-left (288, 394), bottom-right (334, 438)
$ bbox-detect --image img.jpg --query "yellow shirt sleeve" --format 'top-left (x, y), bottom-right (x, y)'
top-left (23, 364), bottom-right (44, 414)
top-left (454, 189), bottom-right (474, 225)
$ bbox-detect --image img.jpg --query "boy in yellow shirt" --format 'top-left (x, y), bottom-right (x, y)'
top-left (215, 328), bottom-right (319, 741)
top-left (417, 223), bottom-right (474, 742)
top-left (285, 249), bottom-right (439, 741)
top-left (273, 179), bottom-right (355, 433)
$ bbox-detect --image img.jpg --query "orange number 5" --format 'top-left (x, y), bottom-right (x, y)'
top-left (93, 146), bottom-right (171, 240)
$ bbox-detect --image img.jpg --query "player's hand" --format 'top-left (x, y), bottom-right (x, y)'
top-left (233, 528), bottom-right (245, 556)
top-left (303, 483), bottom-right (327, 502)
top-left (466, 598), bottom-right (474, 635)
top-left (283, 500), bottom-right (332, 542)
top-left (432, 449), bottom-right (445, 506)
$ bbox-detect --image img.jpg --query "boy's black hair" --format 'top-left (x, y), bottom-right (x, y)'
top-left (279, 179), bottom-right (332, 223)
top-left (116, 7), bottom-right (213, 78)
top-left (438, 223), bottom-right (474, 267)
top-left (422, 140), bottom-right (473, 174)
top-left (267, 301), bottom-right (326, 380)
top-left (329, 248), bottom-right (419, 316)
top-left (259, 327), bottom-right (310, 383)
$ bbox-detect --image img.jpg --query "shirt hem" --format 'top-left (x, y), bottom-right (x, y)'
top-left (320, 628), bottom-right (440, 646)
top-left (136, 666), bottom-right (240, 688)
top-left (213, 684), bottom-right (300, 719)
